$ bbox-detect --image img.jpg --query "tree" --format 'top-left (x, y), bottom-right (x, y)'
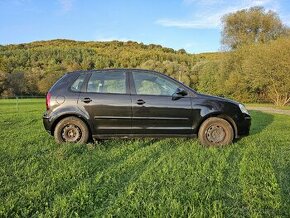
top-left (177, 49), bottom-right (186, 54)
top-left (221, 7), bottom-right (288, 49)
top-left (195, 60), bottom-right (224, 96)
top-left (37, 72), bottom-right (63, 94)
top-left (242, 38), bottom-right (290, 106)
top-left (0, 71), bottom-right (7, 95)
top-left (6, 72), bottom-right (27, 96)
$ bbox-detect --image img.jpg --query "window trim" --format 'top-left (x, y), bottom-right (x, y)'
top-left (68, 69), bottom-right (196, 97)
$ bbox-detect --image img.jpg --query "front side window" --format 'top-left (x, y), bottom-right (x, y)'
top-left (87, 71), bottom-right (126, 94)
top-left (132, 71), bottom-right (180, 96)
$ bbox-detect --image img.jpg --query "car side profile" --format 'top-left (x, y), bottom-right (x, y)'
top-left (43, 69), bottom-right (251, 146)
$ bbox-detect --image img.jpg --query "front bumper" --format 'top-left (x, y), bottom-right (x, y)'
top-left (237, 114), bottom-right (251, 137)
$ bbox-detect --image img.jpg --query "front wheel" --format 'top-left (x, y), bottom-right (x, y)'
top-left (54, 116), bottom-right (89, 144)
top-left (198, 117), bottom-right (234, 146)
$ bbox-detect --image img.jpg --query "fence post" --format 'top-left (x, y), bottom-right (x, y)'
top-left (16, 96), bottom-right (19, 113)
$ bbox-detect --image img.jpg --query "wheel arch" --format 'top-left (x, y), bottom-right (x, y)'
top-left (196, 113), bottom-right (238, 138)
top-left (50, 113), bottom-right (92, 137)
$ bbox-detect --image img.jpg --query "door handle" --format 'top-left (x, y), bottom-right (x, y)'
top-left (136, 99), bottom-right (146, 105)
top-left (81, 97), bottom-right (92, 103)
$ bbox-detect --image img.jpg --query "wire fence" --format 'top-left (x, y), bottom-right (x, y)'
top-left (0, 96), bottom-right (46, 114)
top-left (0, 95), bottom-right (45, 99)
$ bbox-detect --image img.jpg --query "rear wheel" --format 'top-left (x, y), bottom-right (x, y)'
top-left (198, 117), bottom-right (234, 146)
top-left (54, 116), bottom-right (89, 144)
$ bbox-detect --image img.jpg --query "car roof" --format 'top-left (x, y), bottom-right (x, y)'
top-left (67, 68), bottom-right (163, 75)
top-left (68, 68), bottom-right (176, 82)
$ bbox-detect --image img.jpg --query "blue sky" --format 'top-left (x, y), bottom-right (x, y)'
top-left (0, 0), bottom-right (289, 53)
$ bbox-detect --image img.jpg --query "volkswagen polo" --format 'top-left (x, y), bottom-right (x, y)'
top-left (43, 69), bottom-right (251, 146)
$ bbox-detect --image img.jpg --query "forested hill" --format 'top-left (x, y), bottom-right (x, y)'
top-left (0, 38), bottom-right (289, 105)
top-left (0, 39), bottom-right (202, 96)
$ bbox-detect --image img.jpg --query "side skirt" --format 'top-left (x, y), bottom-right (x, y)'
top-left (92, 133), bottom-right (197, 140)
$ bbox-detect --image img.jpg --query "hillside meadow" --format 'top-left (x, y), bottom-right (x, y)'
top-left (0, 99), bottom-right (290, 217)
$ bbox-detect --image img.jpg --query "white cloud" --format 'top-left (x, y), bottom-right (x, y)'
top-left (157, 17), bottom-right (219, 29)
top-left (157, 9), bottom-right (229, 29)
top-left (58, 0), bottom-right (73, 12)
top-left (157, 0), bottom-right (282, 29)
top-left (156, 6), bottom-right (240, 29)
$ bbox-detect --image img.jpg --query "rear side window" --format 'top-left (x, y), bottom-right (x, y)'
top-left (87, 71), bottom-right (126, 94)
top-left (71, 74), bottom-right (86, 92)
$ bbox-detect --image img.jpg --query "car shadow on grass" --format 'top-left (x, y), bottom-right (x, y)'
top-left (233, 110), bottom-right (273, 143)
top-left (248, 110), bottom-right (274, 135)
top-left (92, 138), bottom-right (161, 150)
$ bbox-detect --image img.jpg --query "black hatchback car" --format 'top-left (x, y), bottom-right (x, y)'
top-left (43, 69), bottom-right (251, 146)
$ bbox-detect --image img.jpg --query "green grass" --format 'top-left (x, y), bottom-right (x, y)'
top-left (1, 99), bottom-right (290, 217)
top-left (245, 103), bottom-right (290, 110)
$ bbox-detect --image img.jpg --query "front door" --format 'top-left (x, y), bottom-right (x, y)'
top-left (78, 70), bottom-right (131, 135)
top-left (130, 71), bottom-right (193, 135)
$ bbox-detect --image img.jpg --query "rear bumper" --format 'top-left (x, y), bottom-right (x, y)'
top-left (237, 114), bottom-right (251, 137)
top-left (43, 113), bottom-right (53, 134)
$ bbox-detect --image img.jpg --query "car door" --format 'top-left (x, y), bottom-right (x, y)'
top-left (130, 70), bottom-right (193, 135)
top-left (78, 70), bottom-right (131, 135)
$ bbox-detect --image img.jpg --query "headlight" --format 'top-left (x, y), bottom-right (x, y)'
top-left (239, 104), bottom-right (249, 115)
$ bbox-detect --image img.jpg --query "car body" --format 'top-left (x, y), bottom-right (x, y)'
top-left (43, 69), bottom-right (251, 146)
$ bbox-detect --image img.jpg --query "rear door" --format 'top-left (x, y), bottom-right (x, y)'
top-left (130, 70), bottom-right (193, 135)
top-left (78, 70), bottom-right (131, 135)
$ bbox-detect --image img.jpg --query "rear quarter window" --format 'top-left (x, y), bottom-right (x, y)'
top-left (48, 74), bottom-right (69, 92)
top-left (71, 74), bottom-right (86, 92)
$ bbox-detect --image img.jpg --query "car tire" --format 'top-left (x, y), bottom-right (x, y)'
top-left (198, 117), bottom-right (234, 146)
top-left (54, 116), bottom-right (89, 144)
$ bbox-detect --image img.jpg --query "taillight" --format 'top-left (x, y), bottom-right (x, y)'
top-left (46, 92), bottom-right (51, 110)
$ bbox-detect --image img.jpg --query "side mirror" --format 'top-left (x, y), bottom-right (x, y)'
top-left (175, 88), bottom-right (188, 96)
top-left (172, 88), bottom-right (188, 100)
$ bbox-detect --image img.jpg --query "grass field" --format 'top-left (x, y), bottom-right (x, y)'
top-left (1, 99), bottom-right (290, 217)
top-left (245, 103), bottom-right (290, 110)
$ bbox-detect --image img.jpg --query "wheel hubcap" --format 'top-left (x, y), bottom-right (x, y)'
top-left (61, 124), bottom-right (82, 142)
top-left (206, 125), bottom-right (226, 144)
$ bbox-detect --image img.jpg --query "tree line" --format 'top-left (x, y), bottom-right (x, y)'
top-left (0, 7), bottom-right (289, 105)
top-left (0, 40), bottom-right (197, 96)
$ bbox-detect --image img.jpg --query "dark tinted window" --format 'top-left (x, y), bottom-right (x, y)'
top-left (87, 71), bottom-right (126, 94)
top-left (132, 71), bottom-right (179, 96)
top-left (49, 74), bottom-right (70, 91)
top-left (71, 74), bottom-right (86, 92)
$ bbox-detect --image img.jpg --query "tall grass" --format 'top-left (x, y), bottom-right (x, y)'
top-left (0, 99), bottom-right (290, 217)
